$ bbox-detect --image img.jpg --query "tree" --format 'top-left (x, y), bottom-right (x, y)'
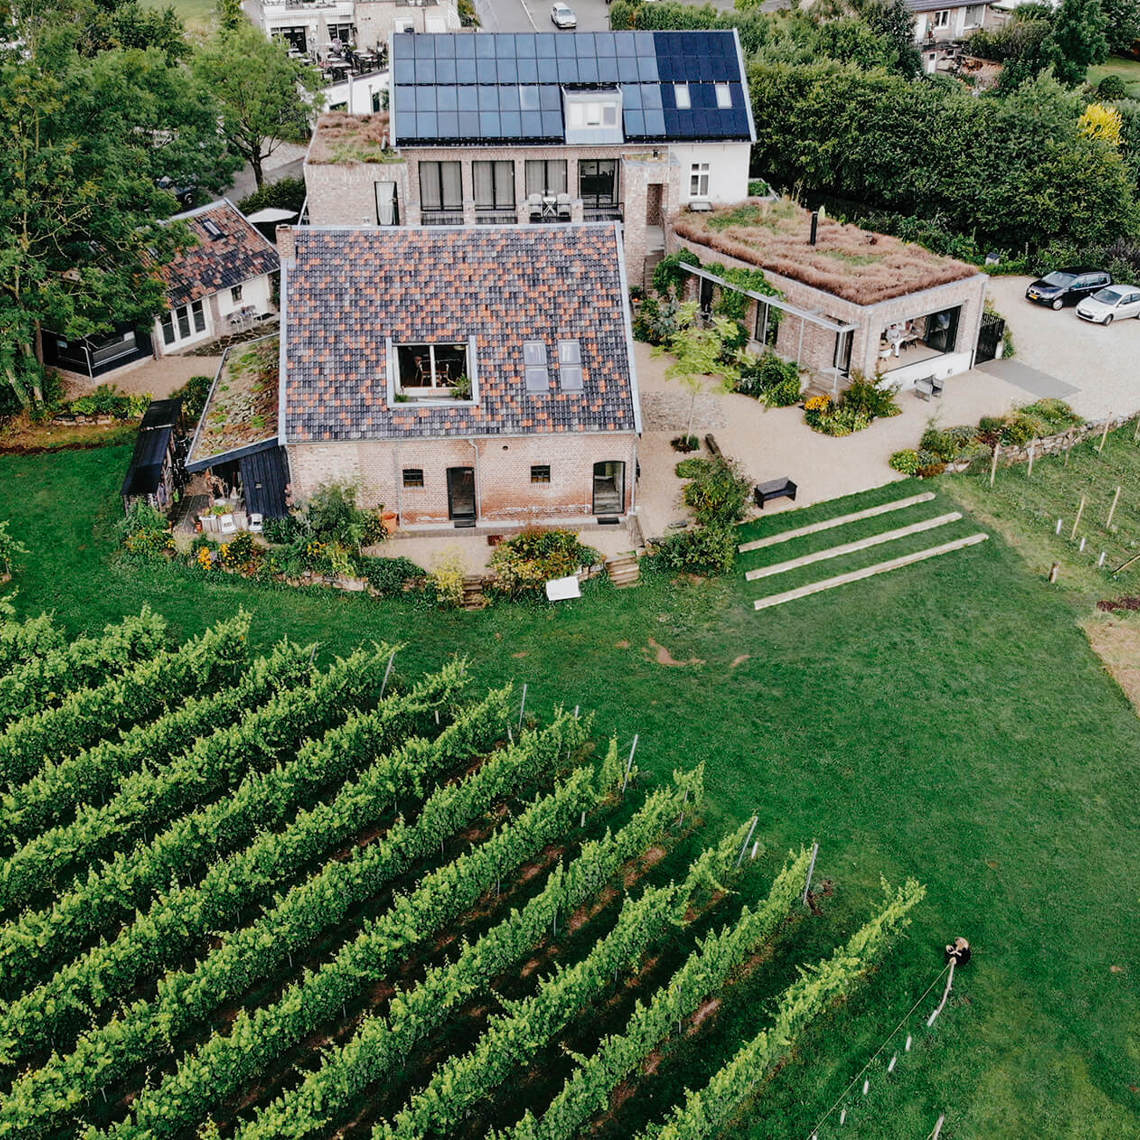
top-left (1044, 0), bottom-right (1109, 84)
top-left (1100, 0), bottom-right (1140, 53)
top-left (193, 23), bottom-right (325, 189)
top-left (658, 302), bottom-right (740, 436)
top-left (855, 0), bottom-right (922, 76)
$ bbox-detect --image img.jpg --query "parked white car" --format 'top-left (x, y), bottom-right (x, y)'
top-left (1076, 284), bottom-right (1140, 325)
top-left (551, 2), bottom-right (576, 27)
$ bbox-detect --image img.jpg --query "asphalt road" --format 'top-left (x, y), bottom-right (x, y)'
top-left (476, 0), bottom-right (614, 34)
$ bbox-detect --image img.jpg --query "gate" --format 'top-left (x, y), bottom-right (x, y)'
top-left (975, 311), bottom-right (1005, 364)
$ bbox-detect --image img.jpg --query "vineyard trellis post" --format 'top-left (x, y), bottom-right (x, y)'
top-left (1106, 485), bottom-right (1122, 530)
top-left (736, 816), bottom-right (759, 867)
top-left (380, 651), bottom-right (396, 698)
top-left (621, 734), bottom-right (639, 796)
top-left (518, 683), bottom-right (527, 729)
top-left (801, 840), bottom-right (819, 905)
top-left (1070, 496), bottom-right (1086, 541)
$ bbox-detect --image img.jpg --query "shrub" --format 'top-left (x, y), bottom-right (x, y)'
top-left (1000, 412), bottom-right (1037, 446)
top-left (0, 520), bottom-right (28, 576)
top-left (841, 373), bottom-right (901, 420)
top-left (675, 457), bottom-right (707, 479)
top-left (889, 449), bottom-right (920, 475)
top-left (920, 426), bottom-right (956, 459)
top-left (1098, 73), bottom-right (1128, 100)
top-left (218, 531), bottom-right (259, 573)
top-left (633, 295), bottom-right (684, 346)
top-left (916, 460), bottom-right (947, 478)
top-left (649, 524), bottom-right (737, 576)
top-left (678, 456), bottom-right (752, 527)
top-left (117, 501), bottom-right (173, 561)
top-left (428, 554), bottom-right (466, 608)
top-left (489, 529), bottom-right (599, 597)
top-left (735, 350), bottom-right (802, 406)
top-left (171, 375), bottom-right (213, 422)
top-left (1020, 398), bottom-right (1082, 432)
top-left (261, 515), bottom-right (304, 545)
top-left (67, 384), bottom-right (145, 420)
top-left (671, 434), bottom-right (700, 452)
top-left (359, 555), bottom-right (425, 596)
top-left (236, 176), bottom-right (306, 217)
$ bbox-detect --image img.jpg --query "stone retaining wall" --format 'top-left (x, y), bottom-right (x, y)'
top-left (943, 414), bottom-right (1136, 473)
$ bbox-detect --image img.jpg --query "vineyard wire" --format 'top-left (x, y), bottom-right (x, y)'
top-left (803, 962), bottom-right (951, 1139)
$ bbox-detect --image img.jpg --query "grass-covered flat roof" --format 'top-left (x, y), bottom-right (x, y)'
top-left (308, 112), bottom-right (401, 165)
top-left (188, 335), bottom-right (279, 466)
top-left (673, 198), bottom-right (979, 306)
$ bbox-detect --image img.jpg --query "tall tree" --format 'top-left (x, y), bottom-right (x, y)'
top-left (1100, 0), bottom-right (1140, 54)
top-left (856, 0), bottom-right (922, 76)
top-left (1045, 0), bottom-right (1109, 84)
top-left (193, 23), bottom-right (324, 189)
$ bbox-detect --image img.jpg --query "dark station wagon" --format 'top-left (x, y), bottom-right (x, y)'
top-left (1025, 267), bottom-right (1113, 310)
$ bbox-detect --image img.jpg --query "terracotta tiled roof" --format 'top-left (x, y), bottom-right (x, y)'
top-left (163, 200), bottom-right (280, 309)
top-left (282, 224), bottom-right (638, 442)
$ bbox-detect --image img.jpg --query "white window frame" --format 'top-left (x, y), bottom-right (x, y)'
top-left (963, 3), bottom-right (984, 25)
top-left (689, 162), bottom-right (710, 199)
top-left (933, 9), bottom-right (950, 27)
top-left (715, 83), bottom-right (732, 109)
top-left (674, 83), bottom-right (691, 110)
top-left (387, 336), bottom-right (479, 404)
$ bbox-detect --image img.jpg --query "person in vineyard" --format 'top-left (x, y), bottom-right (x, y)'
top-left (945, 937), bottom-right (971, 966)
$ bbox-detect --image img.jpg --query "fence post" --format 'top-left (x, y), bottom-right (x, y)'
top-left (1070, 495), bottom-right (1086, 541)
top-left (801, 841), bottom-right (820, 906)
top-left (379, 651), bottom-right (396, 698)
top-left (736, 816), bottom-right (759, 868)
top-left (989, 442), bottom-right (1000, 488)
top-left (1098, 420), bottom-right (1111, 453)
top-left (1106, 485), bottom-right (1122, 530)
top-left (518, 682), bottom-right (527, 729)
top-left (621, 734), bottom-right (639, 796)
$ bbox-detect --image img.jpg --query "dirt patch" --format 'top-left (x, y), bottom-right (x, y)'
top-left (1082, 616), bottom-right (1140, 715)
top-left (689, 996), bottom-right (721, 1032)
top-left (644, 637), bottom-right (705, 668)
top-left (512, 651), bottom-right (528, 658)
top-left (615, 639), bottom-right (631, 649)
top-left (730, 654), bottom-right (750, 668)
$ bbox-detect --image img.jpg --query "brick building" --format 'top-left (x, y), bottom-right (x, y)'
top-left (278, 223), bottom-right (641, 528)
top-left (302, 30), bottom-right (755, 284)
top-left (670, 199), bottom-right (989, 393)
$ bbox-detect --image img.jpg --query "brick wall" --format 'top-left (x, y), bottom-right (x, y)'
top-left (287, 431), bottom-right (639, 525)
top-left (303, 159), bottom-right (410, 227)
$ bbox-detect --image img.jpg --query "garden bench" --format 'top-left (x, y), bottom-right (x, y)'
top-left (754, 478), bottom-right (797, 508)
top-left (913, 375), bottom-right (944, 401)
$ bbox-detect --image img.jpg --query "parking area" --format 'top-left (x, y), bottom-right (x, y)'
top-left (985, 275), bottom-right (1140, 421)
top-left (474, 0), bottom-right (738, 34)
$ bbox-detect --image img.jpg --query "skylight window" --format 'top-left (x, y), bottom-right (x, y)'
top-left (201, 217), bottom-right (224, 240)
top-left (524, 340), bottom-right (549, 392)
top-left (558, 340), bottom-right (583, 391)
top-left (715, 83), bottom-right (732, 109)
top-left (674, 84), bottom-right (691, 110)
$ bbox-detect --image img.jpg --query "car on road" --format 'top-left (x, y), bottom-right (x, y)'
top-left (1076, 284), bottom-right (1140, 325)
top-left (1025, 267), bottom-right (1112, 310)
top-left (551, 2), bottom-right (576, 26)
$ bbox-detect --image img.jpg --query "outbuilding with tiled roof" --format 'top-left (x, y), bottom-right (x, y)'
top-left (279, 222), bottom-right (642, 529)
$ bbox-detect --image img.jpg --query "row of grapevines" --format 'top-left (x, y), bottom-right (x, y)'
top-left (0, 641), bottom-right (416, 921)
top-left (236, 763), bottom-right (704, 1140)
top-left (0, 610), bottom-right (251, 789)
top-left (638, 879), bottom-right (927, 1140)
top-left (101, 757), bottom-right (621, 1140)
top-left (0, 640), bottom-right (314, 849)
top-left (0, 640), bottom-right (399, 994)
top-left (379, 823), bottom-right (754, 1140)
top-left (0, 607), bottom-right (168, 727)
top-left (2, 707), bottom-right (587, 1140)
top-left (0, 613), bottom-right (61, 675)
top-left (0, 663), bottom-right (479, 1073)
top-left (500, 846), bottom-right (813, 1140)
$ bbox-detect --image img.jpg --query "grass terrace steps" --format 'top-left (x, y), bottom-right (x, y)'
top-left (752, 533), bottom-right (989, 610)
top-left (744, 512), bottom-right (963, 581)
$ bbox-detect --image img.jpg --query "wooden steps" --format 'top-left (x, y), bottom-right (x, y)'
top-left (605, 554), bottom-right (641, 589)
top-left (461, 575), bottom-right (487, 610)
top-left (738, 492), bottom-right (936, 554)
top-left (752, 533), bottom-right (989, 611)
top-left (745, 512), bottom-right (962, 581)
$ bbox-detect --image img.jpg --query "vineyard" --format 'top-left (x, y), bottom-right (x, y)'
top-left (0, 607), bottom-right (925, 1140)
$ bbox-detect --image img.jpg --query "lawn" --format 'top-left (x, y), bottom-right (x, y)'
top-left (140, 0), bottom-right (216, 36)
top-left (1088, 54), bottom-right (1140, 98)
top-left (1, 446), bottom-right (1139, 1137)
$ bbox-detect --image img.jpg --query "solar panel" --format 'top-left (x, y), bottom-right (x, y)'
top-left (436, 58), bottom-right (456, 83)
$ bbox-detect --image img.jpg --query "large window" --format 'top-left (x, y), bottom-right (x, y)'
top-left (567, 101), bottom-right (619, 128)
top-left (579, 159), bottom-right (618, 208)
top-left (593, 461), bottom-right (625, 515)
top-left (689, 162), bottom-right (710, 198)
top-left (375, 180), bottom-right (399, 226)
top-left (964, 3), bottom-right (985, 25)
top-left (754, 301), bottom-right (779, 348)
top-left (879, 306), bottom-right (961, 370)
top-left (473, 160), bottom-right (515, 218)
top-left (525, 159), bottom-right (567, 198)
top-left (395, 342), bottom-right (470, 395)
top-left (419, 161), bottom-right (463, 219)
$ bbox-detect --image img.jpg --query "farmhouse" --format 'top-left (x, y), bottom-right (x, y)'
top-left (302, 29), bottom-right (755, 283)
top-left (670, 198), bottom-right (991, 393)
top-left (274, 222), bottom-right (641, 528)
top-left (43, 200), bottom-right (280, 381)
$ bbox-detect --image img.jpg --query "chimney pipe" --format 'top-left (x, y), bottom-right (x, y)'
top-left (809, 210), bottom-right (819, 246)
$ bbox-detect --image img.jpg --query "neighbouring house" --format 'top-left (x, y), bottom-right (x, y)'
top-left (669, 198), bottom-right (990, 392)
top-left (244, 0), bottom-right (459, 58)
top-left (274, 222), bottom-right (641, 528)
top-left (302, 30), bottom-right (755, 284)
top-left (184, 334), bottom-right (291, 521)
top-left (907, 0), bottom-right (1003, 71)
top-left (43, 200), bottom-right (280, 382)
top-left (120, 398), bottom-right (186, 514)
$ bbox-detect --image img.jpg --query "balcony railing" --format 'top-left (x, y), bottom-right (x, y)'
top-left (421, 210), bottom-right (465, 226)
top-left (584, 203), bottom-right (623, 222)
top-left (474, 207), bottom-right (518, 225)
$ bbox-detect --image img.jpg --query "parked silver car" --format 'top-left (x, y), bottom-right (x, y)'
top-left (551, 2), bottom-right (576, 27)
top-left (1076, 284), bottom-right (1140, 325)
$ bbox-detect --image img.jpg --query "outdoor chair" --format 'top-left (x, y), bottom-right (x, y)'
top-left (219, 514), bottom-right (237, 536)
top-left (556, 193), bottom-right (572, 219)
top-left (248, 513), bottom-right (264, 534)
top-left (526, 193), bottom-right (543, 220)
top-left (913, 375), bottom-right (943, 401)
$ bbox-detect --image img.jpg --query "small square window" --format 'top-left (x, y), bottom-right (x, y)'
top-left (557, 339), bottom-right (581, 364)
top-left (560, 365), bottom-right (583, 391)
top-left (674, 84), bottom-right (691, 110)
top-left (531, 464), bottom-right (551, 484)
top-left (231, 284), bottom-right (243, 303)
top-left (202, 218), bottom-right (224, 240)
top-left (402, 468), bottom-right (424, 488)
top-left (715, 84), bottom-right (732, 109)
top-left (525, 365), bottom-right (550, 392)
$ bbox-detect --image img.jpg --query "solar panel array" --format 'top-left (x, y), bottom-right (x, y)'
top-left (391, 31), bottom-right (751, 146)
